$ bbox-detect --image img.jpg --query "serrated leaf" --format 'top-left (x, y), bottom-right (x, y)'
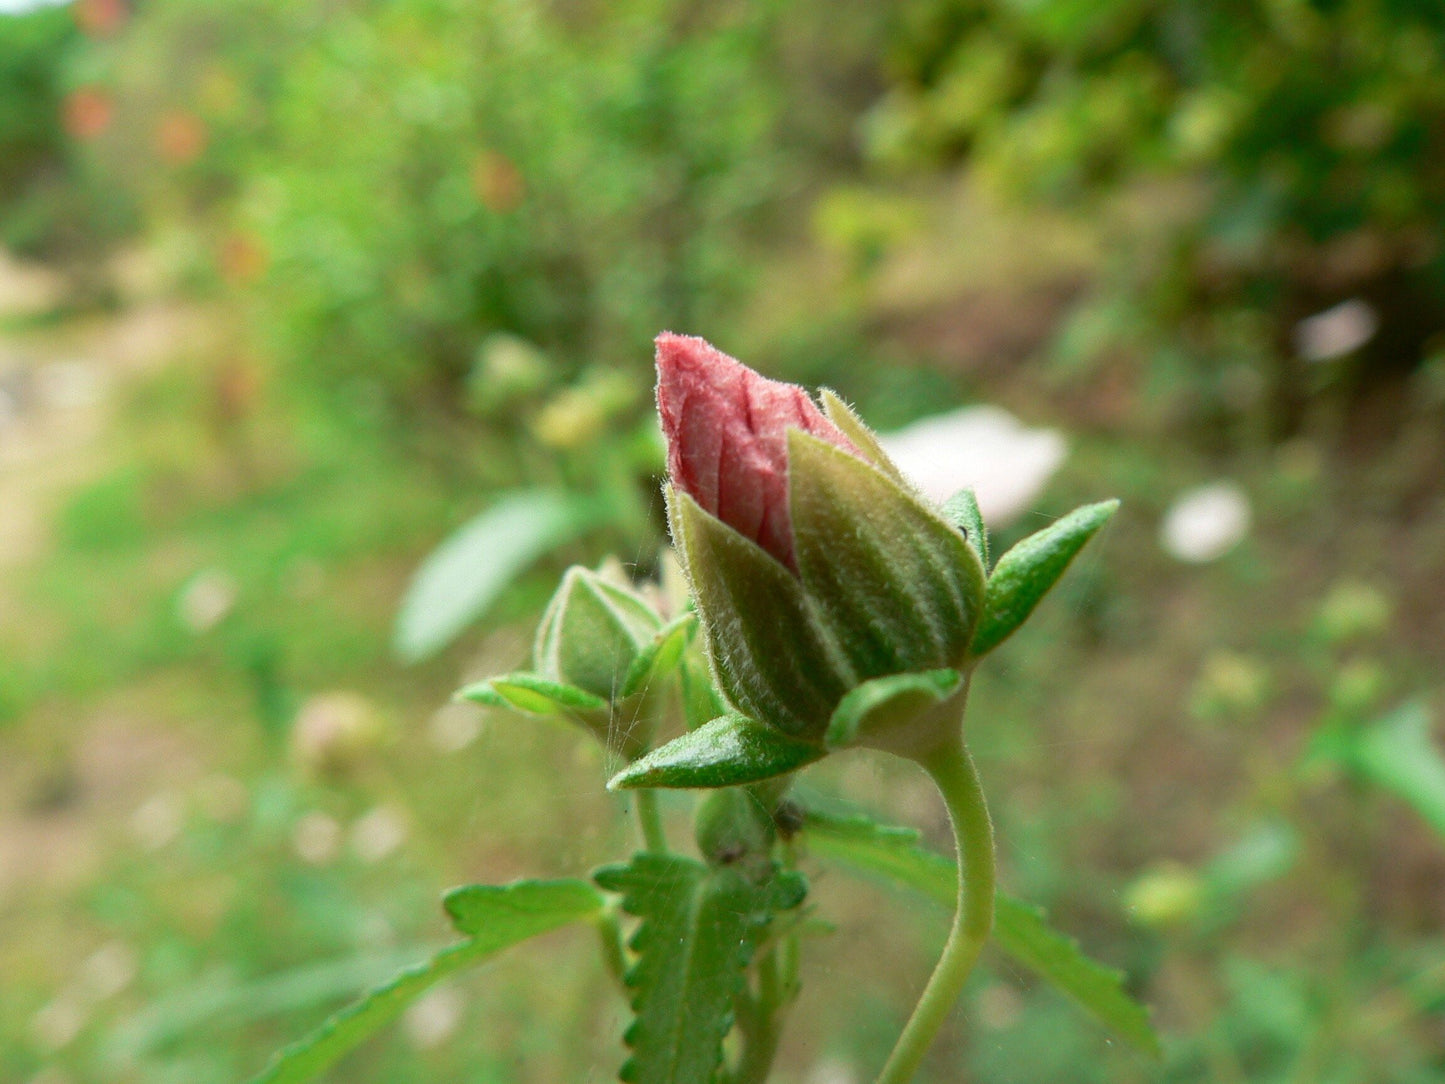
top-left (248, 880), bottom-right (603, 1084)
top-left (970, 499), bottom-right (1118, 658)
top-left (608, 713), bottom-right (824, 791)
top-left (455, 672), bottom-right (608, 715)
top-left (824, 669), bottom-right (963, 750)
top-left (443, 878), bottom-right (605, 939)
top-left (394, 490), bottom-right (610, 663)
top-left (621, 613), bottom-right (698, 698)
top-left (801, 809), bottom-right (1160, 1057)
top-left (941, 489), bottom-right (989, 568)
top-left (1351, 700), bottom-right (1445, 841)
top-left (593, 853), bottom-right (807, 1084)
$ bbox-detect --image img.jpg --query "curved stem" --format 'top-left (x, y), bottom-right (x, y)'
top-left (875, 735), bottom-right (995, 1084)
top-left (634, 788), bottom-right (668, 853)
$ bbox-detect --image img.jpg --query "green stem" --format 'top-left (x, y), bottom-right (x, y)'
top-left (874, 735), bottom-right (996, 1084)
top-left (595, 904), bottom-right (629, 991)
top-left (733, 948), bottom-right (785, 1084)
top-left (634, 788), bottom-right (668, 853)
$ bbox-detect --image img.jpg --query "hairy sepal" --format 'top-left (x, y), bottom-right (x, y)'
top-left (789, 431), bottom-right (986, 678)
top-left (669, 486), bottom-right (849, 739)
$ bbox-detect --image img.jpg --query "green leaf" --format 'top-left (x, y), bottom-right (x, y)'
top-left (1352, 700), bottom-right (1445, 841)
top-left (593, 853), bottom-right (807, 1084)
top-left (824, 669), bottom-right (963, 750)
top-left (248, 880), bottom-right (604, 1083)
top-left (443, 878), bottom-right (605, 938)
top-left (455, 672), bottom-right (608, 715)
top-left (393, 490), bottom-right (610, 664)
top-left (941, 489), bottom-right (989, 568)
top-left (621, 613), bottom-right (698, 699)
top-left (608, 713), bottom-right (824, 791)
top-left (801, 809), bottom-right (1160, 1057)
top-left (970, 499), bottom-right (1118, 658)
top-left (789, 431), bottom-right (986, 678)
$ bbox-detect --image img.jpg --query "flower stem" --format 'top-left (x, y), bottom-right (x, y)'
top-left (634, 788), bottom-right (668, 853)
top-left (732, 948), bottom-right (785, 1084)
top-left (874, 735), bottom-right (995, 1084)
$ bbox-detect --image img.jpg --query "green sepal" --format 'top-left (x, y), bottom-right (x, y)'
top-left (534, 566), bottom-right (662, 700)
top-left (789, 431), bottom-right (986, 677)
top-left (670, 487), bottom-right (850, 739)
top-left (620, 612), bottom-right (698, 699)
top-left (608, 713), bottom-right (824, 791)
top-left (941, 489), bottom-right (990, 569)
top-left (593, 853), bottom-right (807, 1084)
top-left (679, 655), bottom-right (730, 732)
top-left (969, 499), bottom-right (1119, 658)
top-left (819, 388), bottom-right (908, 483)
top-left (455, 672), bottom-right (609, 715)
top-left (824, 669), bottom-right (964, 750)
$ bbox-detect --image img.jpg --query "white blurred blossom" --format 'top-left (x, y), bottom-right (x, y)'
top-left (804, 1058), bottom-right (859, 1084)
top-left (293, 812), bottom-right (342, 865)
top-left (177, 569), bottom-right (237, 632)
top-left (1294, 298), bottom-right (1377, 362)
top-left (878, 405), bottom-right (1067, 526)
top-left (1160, 482), bottom-right (1251, 563)
top-left (351, 806), bottom-right (408, 863)
top-left (80, 941), bottom-right (138, 1002)
top-left (404, 985), bottom-right (464, 1049)
top-left (130, 790), bottom-right (184, 850)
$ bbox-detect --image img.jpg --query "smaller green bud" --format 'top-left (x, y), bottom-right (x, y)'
top-left (534, 566), bottom-right (662, 700)
top-left (694, 788), bottom-right (776, 876)
top-left (1314, 581), bottom-right (1393, 644)
top-left (1328, 658), bottom-right (1388, 717)
top-left (1125, 862), bottom-right (1203, 929)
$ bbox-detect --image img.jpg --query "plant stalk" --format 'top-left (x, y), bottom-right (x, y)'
top-left (874, 734), bottom-right (995, 1084)
top-left (634, 788), bottom-right (668, 853)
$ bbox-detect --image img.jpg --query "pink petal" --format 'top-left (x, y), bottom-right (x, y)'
top-left (656, 332), bottom-right (858, 570)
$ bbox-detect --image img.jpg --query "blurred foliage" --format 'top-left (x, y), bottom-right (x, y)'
top-left (4, 0), bottom-right (1445, 1081)
top-left (0, 3), bottom-right (132, 267)
top-left (85, 0), bottom-right (882, 417)
top-left (866, 0), bottom-right (1445, 436)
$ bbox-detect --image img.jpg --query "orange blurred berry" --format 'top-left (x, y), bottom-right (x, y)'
top-left (155, 111), bottom-right (209, 165)
top-left (471, 151), bottom-right (525, 212)
top-left (218, 233), bottom-right (268, 284)
top-left (63, 87), bottom-right (114, 141)
top-left (75, 0), bottom-right (127, 37)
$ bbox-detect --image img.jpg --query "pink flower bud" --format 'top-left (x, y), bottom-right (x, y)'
top-left (655, 333), bottom-right (859, 571)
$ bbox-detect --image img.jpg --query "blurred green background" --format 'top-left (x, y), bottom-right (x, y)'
top-left (2, 0), bottom-right (1443, 1081)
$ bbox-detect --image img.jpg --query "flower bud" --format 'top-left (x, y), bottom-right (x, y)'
top-left (534, 566), bottom-right (661, 700)
top-left (458, 565), bottom-right (675, 761)
top-left (656, 334), bottom-right (986, 751)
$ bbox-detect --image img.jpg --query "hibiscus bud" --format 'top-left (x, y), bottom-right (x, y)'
top-left (656, 332), bottom-right (860, 572)
top-left (656, 334), bottom-right (986, 749)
